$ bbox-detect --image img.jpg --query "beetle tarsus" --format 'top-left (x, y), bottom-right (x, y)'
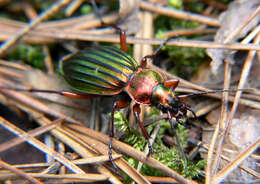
top-left (147, 141), bottom-right (153, 156)
top-left (109, 137), bottom-right (117, 169)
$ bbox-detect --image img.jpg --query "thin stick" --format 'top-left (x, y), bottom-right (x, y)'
top-left (0, 0), bottom-right (72, 55)
top-left (0, 159), bottom-right (43, 184)
top-left (140, 1), bottom-right (220, 27)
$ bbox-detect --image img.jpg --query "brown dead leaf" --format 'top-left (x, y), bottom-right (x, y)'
top-left (207, 0), bottom-right (260, 75)
top-left (203, 106), bottom-right (260, 181)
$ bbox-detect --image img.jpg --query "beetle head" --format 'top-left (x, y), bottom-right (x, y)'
top-left (151, 84), bottom-right (187, 119)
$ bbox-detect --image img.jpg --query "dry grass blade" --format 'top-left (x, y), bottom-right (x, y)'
top-left (146, 176), bottom-right (178, 183)
top-left (62, 125), bottom-right (151, 184)
top-left (212, 137), bottom-right (260, 184)
top-left (0, 87), bottom-right (81, 124)
top-left (0, 159), bottom-right (42, 184)
top-left (140, 1), bottom-right (220, 26)
top-left (0, 118), bottom-right (62, 152)
top-left (0, 116), bottom-right (86, 175)
top-left (0, 1), bottom-right (259, 183)
top-left (0, 0), bottom-right (72, 55)
top-left (23, 112), bottom-right (122, 184)
top-left (200, 142), bottom-right (260, 178)
top-left (0, 154), bottom-right (121, 171)
top-left (65, 123), bottom-right (197, 184)
top-left (0, 19), bottom-right (260, 50)
top-left (0, 173), bottom-right (108, 182)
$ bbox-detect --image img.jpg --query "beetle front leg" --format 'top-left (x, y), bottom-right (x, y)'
top-left (133, 104), bottom-right (153, 156)
top-left (167, 111), bottom-right (187, 165)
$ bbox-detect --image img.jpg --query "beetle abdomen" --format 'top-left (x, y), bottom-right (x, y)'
top-left (59, 46), bottom-right (138, 95)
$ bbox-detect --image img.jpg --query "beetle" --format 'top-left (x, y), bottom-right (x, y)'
top-left (0, 4), bottom-right (248, 169)
top-left (56, 26), bottom-right (200, 167)
top-left (0, 24), bottom-right (246, 169)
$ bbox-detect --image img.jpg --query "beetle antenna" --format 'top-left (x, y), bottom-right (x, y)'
top-left (153, 37), bottom-right (175, 56)
top-left (177, 88), bottom-right (251, 99)
top-left (90, 0), bottom-right (105, 25)
top-left (90, 0), bottom-right (122, 32)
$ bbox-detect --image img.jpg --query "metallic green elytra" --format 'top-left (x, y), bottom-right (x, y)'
top-left (59, 46), bottom-right (138, 95)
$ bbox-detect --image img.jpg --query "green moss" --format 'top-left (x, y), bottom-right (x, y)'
top-left (154, 14), bottom-right (207, 79)
top-left (7, 44), bottom-right (45, 69)
top-left (113, 108), bottom-right (205, 182)
top-left (80, 4), bottom-right (92, 15)
top-left (168, 0), bottom-right (183, 9)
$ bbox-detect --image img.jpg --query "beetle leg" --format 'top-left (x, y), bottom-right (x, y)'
top-left (167, 111), bottom-right (187, 165)
top-left (110, 98), bottom-right (130, 168)
top-left (163, 79), bottom-right (179, 89)
top-left (116, 27), bottom-right (127, 52)
top-left (133, 103), bottom-right (153, 155)
top-left (90, 0), bottom-right (127, 52)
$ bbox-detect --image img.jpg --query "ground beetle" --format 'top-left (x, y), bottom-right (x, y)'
top-left (0, 3), bottom-right (248, 169)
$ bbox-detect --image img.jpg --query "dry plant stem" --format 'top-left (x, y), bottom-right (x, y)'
top-left (0, 159), bottom-right (43, 184)
top-left (44, 134), bottom-right (56, 163)
top-left (0, 116), bottom-right (87, 175)
top-left (212, 137), bottom-right (260, 183)
top-left (195, 101), bottom-right (220, 117)
top-left (214, 32), bottom-right (260, 183)
top-left (0, 0), bottom-right (72, 56)
top-left (163, 27), bottom-right (217, 38)
top-left (200, 142), bottom-right (260, 178)
top-left (214, 32), bottom-right (260, 176)
top-left (207, 8), bottom-right (260, 182)
top-left (4, 154), bottom-right (122, 171)
top-left (71, 13), bottom-right (118, 30)
top-left (145, 176), bottom-right (178, 184)
top-left (65, 0), bottom-right (85, 16)
top-left (0, 173), bottom-right (108, 182)
top-left (140, 1), bottom-right (220, 26)
top-left (0, 118), bottom-right (62, 152)
top-left (62, 127), bottom-right (151, 184)
top-left (224, 6), bottom-right (260, 44)
top-left (205, 117), bottom-right (220, 184)
top-left (0, 10), bottom-right (107, 30)
top-left (22, 0), bottom-right (55, 74)
top-left (23, 2), bottom-right (38, 19)
top-left (13, 106), bottom-right (121, 184)
top-left (66, 123), bottom-right (197, 184)
top-left (0, 25), bottom-right (260, 51)
top-left (0, 59), bottom-right (28, 70)
top-left (0, 88), bottom-right (81, 124)
top-left (242, 24), bottom-right (260, 44)
top-left (43, 45), bottom-right (54, 74)
top-left (206, 63), bottom-right (232, 183)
